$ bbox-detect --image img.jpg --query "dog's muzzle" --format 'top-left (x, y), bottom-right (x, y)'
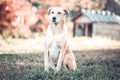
top-left (52, 17), bottom-right (58, 25)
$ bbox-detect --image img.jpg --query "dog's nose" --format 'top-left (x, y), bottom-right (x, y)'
top-left (52, 17), bottom-right (56, 21)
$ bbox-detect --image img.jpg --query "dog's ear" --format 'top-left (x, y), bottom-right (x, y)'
top-left (48, 8), bottom-right (51, 15)
top-left (64, 9), bottom-right (68, 16)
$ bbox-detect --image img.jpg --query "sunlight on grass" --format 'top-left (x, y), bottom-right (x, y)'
top-left (0, 36), bottom-right (120, 54)
top-left (70, 37), bottom-right (120, 51)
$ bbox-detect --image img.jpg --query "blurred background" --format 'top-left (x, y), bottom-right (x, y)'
top-left (0, 0), bottom-right (120, 53)
top-left (0, 1), bottom-right (120, 80)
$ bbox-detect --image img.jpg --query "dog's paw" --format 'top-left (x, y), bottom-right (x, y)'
top-left (54, 71), bottom-right (57, 74)
top-left (56, 67), bottom-right (60, 72)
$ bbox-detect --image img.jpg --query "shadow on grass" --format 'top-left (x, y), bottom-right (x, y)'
top-left (0, 49), bottom-right (120, 80)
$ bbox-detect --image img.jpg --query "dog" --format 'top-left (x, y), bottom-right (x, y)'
top-left (44, 7), bottom-right (77, 72)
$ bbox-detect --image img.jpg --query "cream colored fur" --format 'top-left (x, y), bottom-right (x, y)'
top-left (44, 7), bottom-right (77, 72)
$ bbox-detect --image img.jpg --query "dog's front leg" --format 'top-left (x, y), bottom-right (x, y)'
top-left (44, 48), bottom-right (49, 71)
top-left (56, 45), bottom-right (66, 72)
top-left (49, 58), bottom-right (56, 71)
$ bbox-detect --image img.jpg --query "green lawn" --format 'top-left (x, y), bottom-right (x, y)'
top-left (0, 49), bottom-right (120, 80)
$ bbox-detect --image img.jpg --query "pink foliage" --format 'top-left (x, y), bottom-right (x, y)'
top-left (79, 0), bottom-right (92, 9)
top-left (0, 0), bottom-right (38, 38)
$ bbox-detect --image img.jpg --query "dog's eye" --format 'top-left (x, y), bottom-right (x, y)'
top-left (58, 12), bottom-right (61, 14)
top-left (51, 12), bottom-right (54, 14)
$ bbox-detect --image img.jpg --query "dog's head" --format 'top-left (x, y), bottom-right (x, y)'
top-left (48, 7), bottom-right (68, 25)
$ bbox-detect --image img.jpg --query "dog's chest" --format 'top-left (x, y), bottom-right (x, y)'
top-left (47, 34), bottom-right (66, 61)
top-left (48, 35), bottom-right (63, 58)
top-left (45, 26), bottom-right (67, 61)
top-left (49, 40), bottom-right (59, 61)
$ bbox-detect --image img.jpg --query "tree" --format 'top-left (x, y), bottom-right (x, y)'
top-left (0, 0), bottom-right (38, 38)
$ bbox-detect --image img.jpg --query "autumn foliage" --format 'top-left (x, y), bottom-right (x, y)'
top-left (0, 0), bottom-right (108, 38)
top-left (0, 0), bottom-right (38, 38)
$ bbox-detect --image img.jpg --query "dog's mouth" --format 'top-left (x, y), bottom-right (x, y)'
top-left (52, 21), bottom-right (59, 25)
top-left (54, 22), bottom-right (58, 25)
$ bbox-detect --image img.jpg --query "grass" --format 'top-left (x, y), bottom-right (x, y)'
top-left (0, 49), bottom-right (120, 80)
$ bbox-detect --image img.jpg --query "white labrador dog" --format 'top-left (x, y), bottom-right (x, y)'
top-left (44, 7), bottom-right (77, 72)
